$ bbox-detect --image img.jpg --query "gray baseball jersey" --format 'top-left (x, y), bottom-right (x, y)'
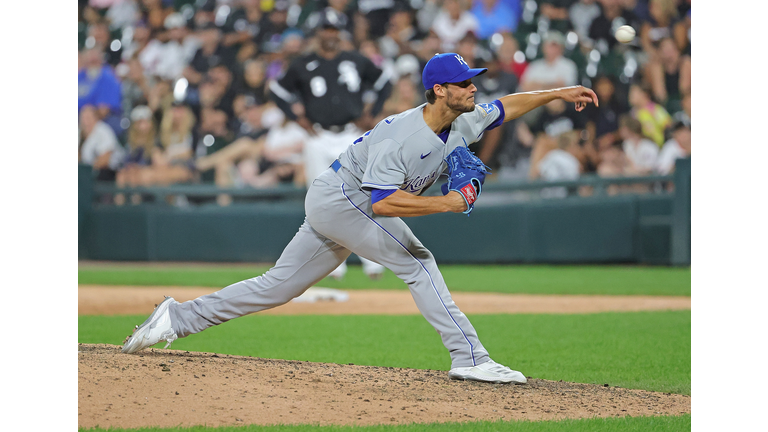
top-left (338, 101), bottom-right (504, 197)
top-left (167, 101), bottom-right (506, 369)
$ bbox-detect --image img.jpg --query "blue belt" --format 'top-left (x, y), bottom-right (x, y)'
top-left (331, 159), bottom-right (342, 172)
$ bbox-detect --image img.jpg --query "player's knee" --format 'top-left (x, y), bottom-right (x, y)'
top-left (409, 244), bottom-right (434, 263)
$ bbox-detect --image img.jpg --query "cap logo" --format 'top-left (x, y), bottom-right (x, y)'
top-left (422, 52), bottom-right (486, 90)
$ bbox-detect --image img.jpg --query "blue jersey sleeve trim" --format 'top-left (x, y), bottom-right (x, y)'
top-left (484, 99), bottom-right (506, 131)
top-left (371, 188), bottom-right (397, 204)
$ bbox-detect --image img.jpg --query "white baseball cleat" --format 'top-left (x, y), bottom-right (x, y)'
top-left (448, 360), bottom-right (528, 384)
top-left (122, 296), bottom-right (179, 354)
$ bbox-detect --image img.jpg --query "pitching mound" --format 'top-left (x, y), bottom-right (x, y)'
top-left (78, 344), bottom-right (690, 429)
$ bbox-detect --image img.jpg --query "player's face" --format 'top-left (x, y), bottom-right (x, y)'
top-left (443, 79), bottom-right (477, 113)
top-left (318, 27), bottom-right (341, 52)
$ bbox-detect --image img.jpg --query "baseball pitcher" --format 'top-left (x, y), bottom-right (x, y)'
top-left (123, 52), bottom-right (598, 384)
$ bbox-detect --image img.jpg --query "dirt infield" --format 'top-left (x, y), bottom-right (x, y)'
top-left (78, 286), bottom-right (691, 429)
top-left (78, 286), bottom-right (691, 316)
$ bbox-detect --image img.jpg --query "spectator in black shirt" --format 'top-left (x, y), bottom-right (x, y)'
top-left (183, 23), bottom-right (236, 88)
top-left (521, 98), bottom-right (589, 175)
top-left (232, 96), bottom-right (270, 142)
top-left (472, 53), bottom-right (520, 171)
top-left (588, 0), bottom-right (640, 51)
top-left (234, 58), bottom-right (270, 107)
top-left (207, 64), bottom-right (238, 121)
top-left (191, 0), bottom-right (217, 29)
top-left (258, 0), bottom-right (292, 54)
top-left (528, 98), bottom-right (588, 143)
top-left (220, 0), bottom-right (264, 62)
top-left (357, 0), bottom-right (400, 40)
top-left (582, 74), bottom-right (629, 172)
top-left (647, 36), bottom-right (690, 112)
top-left (540, 0), bottom-right (577, 33)
top-left (195, 96), bottom-right (270, 190)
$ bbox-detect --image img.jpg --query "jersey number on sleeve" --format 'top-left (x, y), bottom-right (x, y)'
top-left (351, 115), bottom-right (394, 145)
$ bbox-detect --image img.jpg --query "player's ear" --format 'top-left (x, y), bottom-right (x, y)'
top-left (433, 84), bottom-right (446, 99)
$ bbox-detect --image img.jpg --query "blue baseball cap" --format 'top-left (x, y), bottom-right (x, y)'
top-left (422, 53), bottom-right (487, 90)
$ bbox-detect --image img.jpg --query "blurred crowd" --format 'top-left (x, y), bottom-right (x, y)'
top-left (78, 0), bottom-right (691, 200)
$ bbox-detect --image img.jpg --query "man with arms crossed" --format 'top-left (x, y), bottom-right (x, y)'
top-left (123, 53), bottom-right (598, 384)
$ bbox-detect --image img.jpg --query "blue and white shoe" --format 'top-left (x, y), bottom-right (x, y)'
top-left (122, 296), bottom-right (178, 354)
top-left (449, 360), bottom-right (527, 384)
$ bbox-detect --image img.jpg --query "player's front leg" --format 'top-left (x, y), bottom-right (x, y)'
top-left (308, 183), bottom-right (489, 368)
top-left (369, 230), bottom-right (526, 384)
top-left (304, 181), bottom-right (525, 383)
top-left (367, 223), bottom-right (492, 369)
top-left (312, 194), bottom-right (488, 367)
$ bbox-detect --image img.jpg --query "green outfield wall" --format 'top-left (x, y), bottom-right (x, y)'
top-left (78, 158), bottom-right (690, 265)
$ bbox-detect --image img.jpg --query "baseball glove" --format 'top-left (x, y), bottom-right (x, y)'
top-left (441, 145), bottom-right (490, 215)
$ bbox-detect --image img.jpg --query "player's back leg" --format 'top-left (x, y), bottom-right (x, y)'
top-left (122, 218), bottom-right (351, 354)
top-left (168, 219), bottom-right (351, 338)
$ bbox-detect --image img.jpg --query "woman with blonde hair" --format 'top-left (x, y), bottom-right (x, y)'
top-left (116, 105), bottom-right (157, 188)
top-left (640, 0), bottom-right (686, 58)
top-left (115, 103), bottom-right (197, 204)
top-left (152, 101), bottom-right (196, 185)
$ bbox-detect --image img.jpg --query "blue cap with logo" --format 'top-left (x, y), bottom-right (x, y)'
top-left (421, 53), bottom-right (487, 90)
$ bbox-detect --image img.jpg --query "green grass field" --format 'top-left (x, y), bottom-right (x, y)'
top-left (78, 264), bottom-right (691, 296)
top-left (78, 264), bottom-right (691, 432)
top-left (80, 414), bottom-right (692, 432)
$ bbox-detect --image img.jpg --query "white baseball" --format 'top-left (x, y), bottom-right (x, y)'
top-left (615, 25), bottom-right (636, 43)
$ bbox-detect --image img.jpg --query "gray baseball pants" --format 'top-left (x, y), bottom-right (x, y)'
top-left (168, 168), bottom-right (490, 368)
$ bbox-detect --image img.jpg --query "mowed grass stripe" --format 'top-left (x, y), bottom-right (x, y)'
top-left (78, 414), bottom-right (692, 432)
top-left (78, 264), bottom-right (691, 296)
top-left (79, 311), bottom-right (691, 395)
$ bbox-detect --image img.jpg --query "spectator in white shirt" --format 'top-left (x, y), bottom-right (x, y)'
top-left (530, 131), bottom-right (582, 198)
top-left (106, 0), bottom-right (140, 30)
top-left (569, 0), bottom-right (601, 43)
top-left (238, 106), bottom-right (308, 188)
top-left (79, 104), bottom-right (125, 182)
top-left (656, 121), bottom-right (691, 175)
top-left (139, 13), bottom-right (191, 81)
top-left (619, 114), bottom-right (659, 176)
top-left (519, 30), bottom-right (578, 91)
top-left (431, 0), bottom-right (479, 51)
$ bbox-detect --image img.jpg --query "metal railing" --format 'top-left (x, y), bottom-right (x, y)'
top-left (91, 173), bottom-right (674, 206)
top-left (92, 182), bottom-right (307, 205)
top-left (481, 173), bottom-right (673, 192)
